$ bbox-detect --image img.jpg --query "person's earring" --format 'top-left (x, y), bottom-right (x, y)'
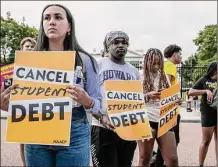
top-left (68, 32), bottom-right (70, 36)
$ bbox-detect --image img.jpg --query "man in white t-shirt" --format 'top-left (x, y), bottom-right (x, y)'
top-left (91, 31), bottom-right (140, 167)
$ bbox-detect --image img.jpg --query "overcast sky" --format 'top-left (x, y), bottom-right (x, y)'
top-left (1, 1), bottom-right (217, 60)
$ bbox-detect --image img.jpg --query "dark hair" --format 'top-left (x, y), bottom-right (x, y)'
top-left (205, 61), bottom-right (217, 78)
top-left (101, 34), bottom-right (110, 58)
top-left (35, 4), bottom-right (97, 72)
top-left (143, 48), bottom-right (169, 93)
top-left (103, 35), bottom-right (108, 54)
top-left (20, 37), bottom-right (36, 50)
top-left (101, 51), bottom-right (106, 57)
top-left (164, 44), bottom-right (182, 58)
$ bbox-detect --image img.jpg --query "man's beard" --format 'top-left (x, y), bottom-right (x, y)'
top-left (116, 50), bottom-right (126, 58)
top-left (117, 52), bottom-right (125, 57)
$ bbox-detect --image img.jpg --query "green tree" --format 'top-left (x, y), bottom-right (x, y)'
top-left (193, 24), bottom-right (217, 66)
top-left (180, 25), bottom-right (216, 91)
top-left (1, 12), bottom-right (38, 64)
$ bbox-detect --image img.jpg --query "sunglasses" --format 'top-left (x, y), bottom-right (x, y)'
top-left (112, 39), bottom-right (129, 45)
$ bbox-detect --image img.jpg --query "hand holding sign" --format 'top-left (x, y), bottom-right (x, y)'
top-left (104, 80), bottom-right (152, 141)
top-left (66, 85), bottom-right (93, 108)
top-left (101, 114), bottom-right (115, 130)
top-left (157, 83), bottom-right (180, 137)
top-left (6, 51), bottom-right (76, 146)
top-left (1, 84), bottom-right (18, 111)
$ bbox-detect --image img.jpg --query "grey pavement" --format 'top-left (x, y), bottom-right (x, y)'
top-left (1, 119), bottom-right (216, 166)
top-left (180, 105), bottom-right (201, 123)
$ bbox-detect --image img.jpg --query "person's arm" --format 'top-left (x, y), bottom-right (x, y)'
top-left (138, 69), bottom-right (161, 102)
top-left (144, 91), bottom-right (161, 102)
top-left (20, 144), bottom-right (26, 166)
top-left (1, 84), bottom-right (18, 111)
top-left (188, 88), bottom-right (208, 96)
top-left (86, 58), bottom-right (114, 130)
top-left (84, 57), bottom-right (102, 114)
top-left (188, 77), bottom-right (213, 101)
top-left (188, 77), bottom-right (204, 97)
top-left (141, 80), bottom-right (161, 102)
top-left (188, 88), bottom-right (213, 101)
top-left (66, 57), bottom-right (102, 114)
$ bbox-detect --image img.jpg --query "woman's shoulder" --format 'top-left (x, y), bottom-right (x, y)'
top-left (78, 51), bottom-right (98, 70)
top-left (198, 76), bottom-right (207, 83)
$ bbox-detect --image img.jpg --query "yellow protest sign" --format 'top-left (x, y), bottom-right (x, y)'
top-left (157, 83), bottom-right (180, 138)
top-left (6, 51), bottom-right (75, 146)
top-left (0, 63), bottom-right (14, 87)
top-left (104, 80), bottom-right (152, 141)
